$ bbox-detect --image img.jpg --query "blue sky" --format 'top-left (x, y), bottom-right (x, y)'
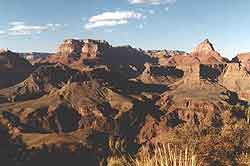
top-left (0, 0), bottom-right (250, 59)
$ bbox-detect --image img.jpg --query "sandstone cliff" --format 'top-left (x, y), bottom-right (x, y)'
top-left (219, 63), bottom-right (250, 100)
top-left (48, 39), bottom-right (111, 67)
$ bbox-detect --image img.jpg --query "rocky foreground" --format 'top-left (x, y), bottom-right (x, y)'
top-left (1, 39), bottom-right (250, 165)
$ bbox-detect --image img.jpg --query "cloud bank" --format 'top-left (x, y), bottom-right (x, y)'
top-left (8, 22), bottom-right (65, 36)
top-left (85, 11), bottom-right (144, 29)
top-left (129, 0), bottom-right (176, 5)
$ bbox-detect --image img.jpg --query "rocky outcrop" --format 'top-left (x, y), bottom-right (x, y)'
top-left (160, 53), bottom-right (200, 66)
top-left (1, 80), bottom-right (134, 134)
top-left (146, 50), bottom-right (187, 66)
top-left (49, 39), bottom-right (111, 65)
top-left (154, 39), bottom-right (228, 66)
top-left (0, 63), bottom-right (84, 102)
top-left (191, 39), bottom-right (228, 64)
top-left (20, 52), bottom-right (51, 64)
top-left (232, 52), bottom-right (250, 71)
top-left (136, 76), bottom-right (239, 145)
top-left (176, 64), bottom-right (200, 85)
top-left (192, 39), bottom-right (215, 53)
top-left (136, 63), bottom-right (184, 84)
top-left (47, 39), bottom-right (155, 78)
top-left (0, 49), bottom-right (33, 88)
top-left (219, 63), bottom-right (250, 100)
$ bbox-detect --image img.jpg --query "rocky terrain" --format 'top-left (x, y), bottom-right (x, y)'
top-left (1, 39), bottom-right (250, 165)
top-left (20, 52), bottom-right (51, 64)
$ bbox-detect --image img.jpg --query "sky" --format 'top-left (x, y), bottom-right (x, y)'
top-left (0, 0), bottom-right (250, 59)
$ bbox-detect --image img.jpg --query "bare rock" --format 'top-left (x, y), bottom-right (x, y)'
top-left (232, 52), bottom-right (250, 71)
top-left (191, 39), bottom-right (228, 64)
top-left (219, 63), bottom-right (250, 100)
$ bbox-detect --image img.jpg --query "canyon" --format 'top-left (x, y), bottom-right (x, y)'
top-left (1, 39), bottom-right (250, 165)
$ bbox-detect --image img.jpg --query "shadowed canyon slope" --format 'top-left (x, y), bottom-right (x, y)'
top-left (0, 49), bottom-right (33, 89)
top-left (1, 38), bottom-right (250, 165)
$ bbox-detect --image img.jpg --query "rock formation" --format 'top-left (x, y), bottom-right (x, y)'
top-left (0, 63), bottom-right (83, 102)
top-left (232, 52), bottom-right (250, 71)
top-left (177, 64), bottom-right (200, 85)
top-left (153, 39), bottom-right (228, 66)
top-left (0, 49), bottom-right (33, 88)
top-left (20, 52), bottom-right (51, 64)
top-left (219, 63), bottom-right (250, 100)
top-left (48, 39), bottom-right (111, 66)
top-left (2, 38), bottom-right (250, 158)
top-left (191, 39), bottom-right (229, 64)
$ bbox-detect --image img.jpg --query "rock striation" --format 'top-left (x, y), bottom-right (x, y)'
top-left (3, 38), bottom-right (250, 152)
top-left (49, 39), bottom-right (111, 65)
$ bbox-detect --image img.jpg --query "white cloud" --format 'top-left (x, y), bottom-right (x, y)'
top-left (89, 11), bottom-right (143, 22)
top-left (85, 11), bottom-right (144, 30)
top-left (8, 22), bottom-right (64, 36)
top-left (129, 0), bottom-right (176, 5)
top-left (0, 30), bottom-right (5, 35)
top-left (85, 20), bottom-right (128, 29)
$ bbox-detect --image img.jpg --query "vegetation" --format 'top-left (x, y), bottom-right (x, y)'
top-left (107, 144), bottom-right (200, 166)
top-left (245, 106), bottom-right (250, 124)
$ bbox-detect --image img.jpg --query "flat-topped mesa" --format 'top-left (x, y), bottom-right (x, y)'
top-left (56, 39), bottom-right (111, 59)
top-left (191, 39), bottom-right (228, 64)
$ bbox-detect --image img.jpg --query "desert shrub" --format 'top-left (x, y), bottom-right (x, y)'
top-left (244, 107), bottom-right (250, 124)
top-left (107, 144), bottom-right (201, 166)
top-left (236, 152), bottom-right (250, 166)
top-left (108, 136), bottom-right (139, 155)
top-left (109, 136), bottom-right (128, 154)
top-left (107, 155), bottom-right (126, 166)
top-left (161, 120), bottom-right (250, 166)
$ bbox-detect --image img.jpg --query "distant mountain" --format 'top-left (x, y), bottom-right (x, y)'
top-left (19, 52), bottom-right (52, 64)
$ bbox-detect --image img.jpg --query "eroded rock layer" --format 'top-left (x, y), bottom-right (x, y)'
top-left (1, 38), bottom-right (250, 151)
